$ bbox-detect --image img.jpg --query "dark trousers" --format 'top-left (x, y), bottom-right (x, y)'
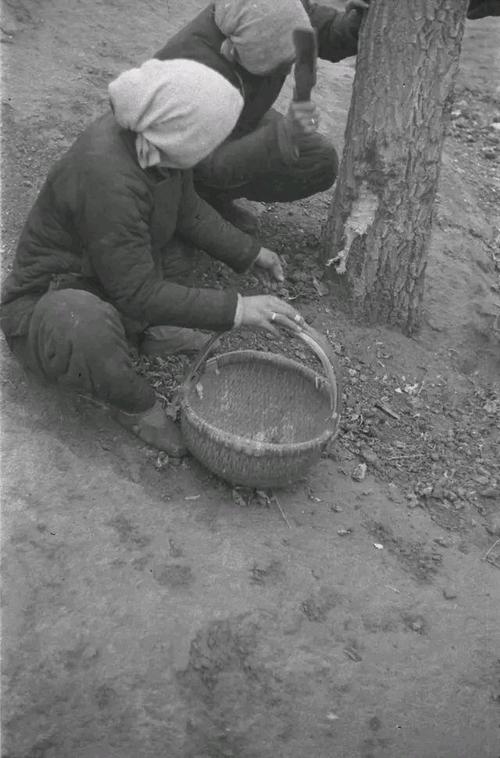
top-left (4, 240), bottom-right (200, 413)
top-left (8, 289), bottom-right (156, 413)
top-left (194, 109), bottom-right (339, 203)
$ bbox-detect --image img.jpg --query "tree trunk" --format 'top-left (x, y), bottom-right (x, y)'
top-left (322, 0), bottom-right (468, 335)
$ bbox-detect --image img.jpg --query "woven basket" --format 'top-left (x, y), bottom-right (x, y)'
top-left (180, 325), bottom-right (341, 489)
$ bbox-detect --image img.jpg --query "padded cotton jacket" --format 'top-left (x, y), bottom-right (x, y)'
top-left (1, 113), bottom-right (260, 337)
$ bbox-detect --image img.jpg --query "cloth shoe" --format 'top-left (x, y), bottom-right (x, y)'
top-left (114, 399), bottom-right (186, 456)
top-left (140, 326), bottom-right (208, 357)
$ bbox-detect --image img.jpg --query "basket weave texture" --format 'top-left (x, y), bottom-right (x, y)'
top-left (181, 349), bottom-right (337, 488)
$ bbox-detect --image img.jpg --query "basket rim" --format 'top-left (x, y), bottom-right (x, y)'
top-left (180, 349), bottom-right (338, 456)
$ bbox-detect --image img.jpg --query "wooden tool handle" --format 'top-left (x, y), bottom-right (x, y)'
top-left (293, 27), bottom-right (318, 102)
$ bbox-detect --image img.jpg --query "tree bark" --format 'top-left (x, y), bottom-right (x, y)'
top-left (322, 0), bottom-right (468, 335)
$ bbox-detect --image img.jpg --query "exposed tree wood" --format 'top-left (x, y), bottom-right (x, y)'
top-left (322, 0), bottom-right (469, 335)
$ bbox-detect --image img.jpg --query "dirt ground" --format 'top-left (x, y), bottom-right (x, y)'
top-left (1, 1), bottom-right (500, 757)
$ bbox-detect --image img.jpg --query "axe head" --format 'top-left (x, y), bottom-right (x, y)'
top-left (293, 27), bottom-right (318, 102)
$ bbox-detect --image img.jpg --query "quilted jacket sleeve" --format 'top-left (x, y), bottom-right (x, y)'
top-left (176, 171), bottom-right (260, 274)
top-left (304, 0), bottom-right (360, 62)
top-left (81, 167), bottom-right (238, 330)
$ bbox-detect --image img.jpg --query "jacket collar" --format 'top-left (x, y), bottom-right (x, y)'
top-left (117, 124), bottom-right (176, 182)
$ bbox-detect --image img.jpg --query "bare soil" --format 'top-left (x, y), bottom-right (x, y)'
top-left (1, 2), bottom-right (499, 757)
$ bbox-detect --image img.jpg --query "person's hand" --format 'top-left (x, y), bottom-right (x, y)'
top-left (254, 247), bottom-right (285, 286)
top-left (240, 295), bottom-right (305, 336)
top-left (344, 0), bottom-right (370, 35)
top-left (286, 100), bottom-right (320, 138)
top-left (345, 0), bottom-right (370, 12)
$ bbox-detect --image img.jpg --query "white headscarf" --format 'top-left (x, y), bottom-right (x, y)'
top-left (108, 58), bottom-right (244, 169)
top-left (214, 0), bottom-right (311, 75)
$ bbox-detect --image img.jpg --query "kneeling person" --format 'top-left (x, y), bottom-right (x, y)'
top-left (0, 59), bottom-right (304, 456)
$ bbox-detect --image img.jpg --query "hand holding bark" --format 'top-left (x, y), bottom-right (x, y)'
top-left (254, 247), bottom-right (285, 285)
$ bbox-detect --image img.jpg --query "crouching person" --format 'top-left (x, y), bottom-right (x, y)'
top-left (155, 0), bottom-right (372, 227)
top-left (0, 59), bottom-right (304, 456)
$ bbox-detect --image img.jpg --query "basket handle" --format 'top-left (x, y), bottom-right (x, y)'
top-left (183, 325), bottom-right (341, 422)
top-left (182, 331), bottom-right (224, 390)
top-left (296, 324), bottom-right (340, 418)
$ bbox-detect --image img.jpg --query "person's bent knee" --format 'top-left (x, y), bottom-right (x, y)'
top-left (28, 288), bottom-right (131, 386)
top-left (24, 289), bottom-right (151, 408)
top-left (288, 136), bottom-right (339, 198)
top-left (32, 289), bottom-right (121, 343)
top-left (311, 141), bottom-right (339, 192)
top-left (33, 288), bottom-right (111, 318)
